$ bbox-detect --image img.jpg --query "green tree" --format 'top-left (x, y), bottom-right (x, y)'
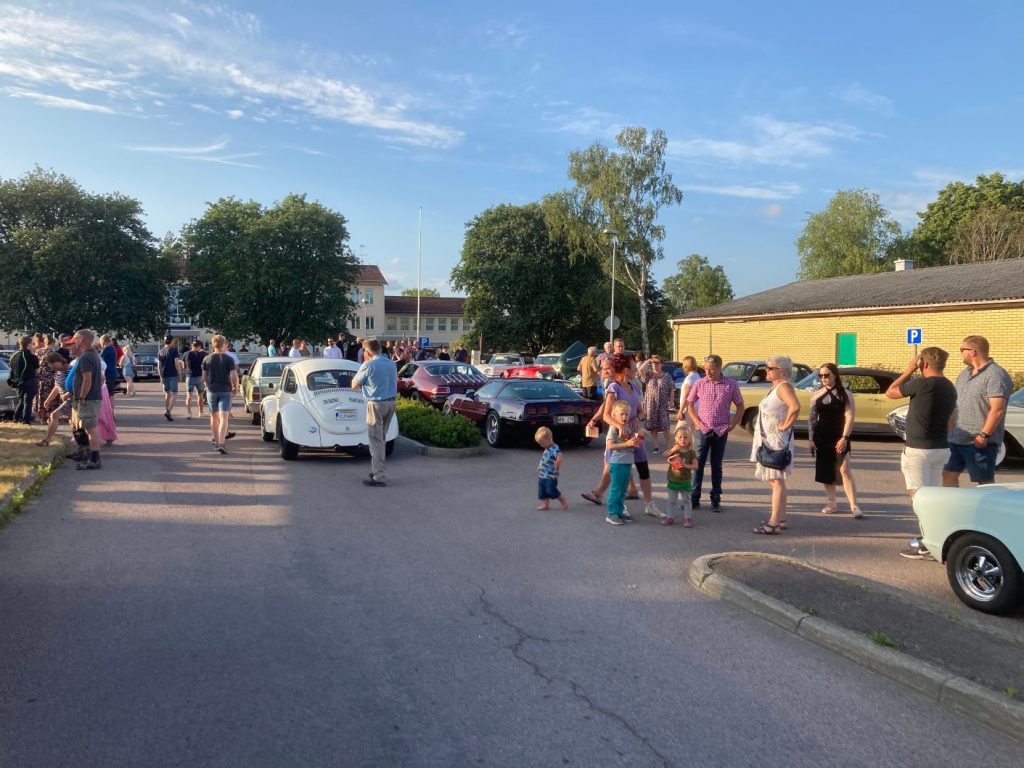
top-left (948, 204), bottom-right (1024, 263)
top-left (451, 203), bottom-right (607, 355)
top-left (181, 194), bottom-right (359, 345)
top-left (0, 167), bottom-right (175, 337)
top-left (546, 127), bottom-right (684, 355)
top-left (915, 172), bottom-right (1024, 258)
top-left (796, 189), bottom-right (901, 280)
top-left (662, 254), bottom-right (734, 315)
top-left (400, 287), bottom-right (441, 297)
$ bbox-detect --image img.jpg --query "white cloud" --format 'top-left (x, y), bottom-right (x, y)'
top-left (190, 102), bottom-right (216, 113)
top-left (838, 83), bottom-right (893, 114)
top-left (669, 116), bottom-right (862, 167)
top-left (123, 136), bottom-right (260, 167)
top-left (683, 180), bottom-right (801, 200)
top-left (4, 86), bottom-right (114, 113)
top-left (760, 203), bottom-right (784, 218)
top-left (0, 4), bottom-right (462, 148)
top-left (227, 108), bottom-right (244, 119)
top-left (545, 106), bottom-right (621, 138)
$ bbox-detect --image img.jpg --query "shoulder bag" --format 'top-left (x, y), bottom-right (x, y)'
top-left (755, 394), bottom-right (792, 470)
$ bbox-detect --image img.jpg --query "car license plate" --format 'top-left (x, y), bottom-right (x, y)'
top-left (556, 415), bottom-right (576, 425)
top-left (335, 410), bottom-right (357, 421)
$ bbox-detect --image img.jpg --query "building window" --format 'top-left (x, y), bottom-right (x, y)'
top-left (437, 317), bottom-right (446, 332)
top-left (450, 318), bottom-right (459, 332)
top-left (836, 333), bottom-right (857, 366)
top-left (351, 316), bottom-right (360, 330)
top-left (425, 317), bottom-right (434, 331)
top-left (386, 317), bottom-right (397, 332)
top-left (365, 288), bottom-right (374, 305)
top-left (400, 316), bottom-right (410, 332)
top-left (349, 288), bottom-right (360, 303)
top-left (366, 316), bottom-right (374, 330)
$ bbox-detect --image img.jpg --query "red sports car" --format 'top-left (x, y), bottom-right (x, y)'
top-left (500, 364), bottom-right (560, 380)
top-left (444, 378), bottom-right (598, 447)
top-left (397, 360), bottom-right (490, 408)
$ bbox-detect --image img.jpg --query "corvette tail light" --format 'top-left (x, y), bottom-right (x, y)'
top-left (538, 406), bottom-right (549, 415)
top-left (526, 405), bottom-right (537, 415)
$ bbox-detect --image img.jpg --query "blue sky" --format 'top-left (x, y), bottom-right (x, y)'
top-left (1, 1), bottom-right (1022, 299)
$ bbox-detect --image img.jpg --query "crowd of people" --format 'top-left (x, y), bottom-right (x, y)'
top-left (546, 335), bottom-right (1014, 554)
top-left (268, 336), bottom-right (470, 367)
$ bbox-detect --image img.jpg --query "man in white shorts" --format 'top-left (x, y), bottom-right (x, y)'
top-left (886, 346), bottom-right (957, 559)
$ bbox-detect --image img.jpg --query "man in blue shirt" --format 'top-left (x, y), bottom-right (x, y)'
top-left (352, 338), bottom-right (398, 487)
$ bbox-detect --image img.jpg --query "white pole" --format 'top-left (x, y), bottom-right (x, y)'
top-left (610, 237), bottom-right (617, 345)
top-left (417, 207), bottom-right (422, 339)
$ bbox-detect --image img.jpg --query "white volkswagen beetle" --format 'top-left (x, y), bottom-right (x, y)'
top-left (912, 483), bottom-right (1024, 614)
top-left (260, 358), bottom-right (398, 461)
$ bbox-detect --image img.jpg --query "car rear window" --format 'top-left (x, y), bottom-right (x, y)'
top-left (260, 363), bottom-right (286, 378)
top-left (722, 363), bottom-right (754, 381)
top-left (425, 364), bottom-right (484, 377)
top-left (306, 370), bottom-right (354, 391)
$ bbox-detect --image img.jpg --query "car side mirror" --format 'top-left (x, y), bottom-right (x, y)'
top-left (466, 390), bottom-right (476, 398)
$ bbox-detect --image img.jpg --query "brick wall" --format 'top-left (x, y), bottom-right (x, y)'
top-left (673, 306), bottom-right (1024, 376)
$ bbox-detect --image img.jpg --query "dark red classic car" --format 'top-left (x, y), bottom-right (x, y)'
top-left (500, 364), bottom-right (560, 380)
top-left (443, 378), bottom-right (598, 447)
top-left (396, 360), bottom-right (490, 408)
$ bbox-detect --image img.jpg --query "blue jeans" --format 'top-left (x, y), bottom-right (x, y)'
top-left (608, 463), bottom-right (632, 517)
top-left (691, 430), bottom-right (728, 506)
top-left (537, 477), bottom-right (561, 499)
top-left (15, 379), bottom-right (37, 423)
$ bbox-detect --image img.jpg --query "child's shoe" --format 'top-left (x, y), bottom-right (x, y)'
top-left (644, 502), bottom-right (663, 518)
top-left (661, 516), bottom-right (674, 526)
top-left (683, 516), bottom-right (694, 528)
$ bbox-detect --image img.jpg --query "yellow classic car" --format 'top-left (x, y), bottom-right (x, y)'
top-left (738, 367), bottom-right (909, 435)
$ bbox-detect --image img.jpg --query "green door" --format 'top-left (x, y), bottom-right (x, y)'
top-left (836, 333), bottom-right (857, 366)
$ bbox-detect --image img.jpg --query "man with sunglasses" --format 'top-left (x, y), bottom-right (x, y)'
top-left (686, 354), bottom-right (744, 512)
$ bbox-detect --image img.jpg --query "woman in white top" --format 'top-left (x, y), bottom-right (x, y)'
top-left (750, 354), bottom-right (800, 534)
top-left (674, 356), bottom-right (702, 424)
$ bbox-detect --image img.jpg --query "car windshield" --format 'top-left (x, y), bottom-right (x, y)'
top-left (490, 355), bottom-right (518, 365)
top-left (259, 363), bottom-right (287, 378)
top-left (722, 363), bottom-right (755, 382)
top-left (0, 359), bottom-right (8, 372)
top-left (535, 354), bottom-right (560, 365)
top-left (425, 363), bottom-right (483, 377)
top-left (306, 369), bottom-right (354, 391)
top-left (1009, 387), bottom-right (1024, 407)
top-left (503, 381), bottom-right (581, 401)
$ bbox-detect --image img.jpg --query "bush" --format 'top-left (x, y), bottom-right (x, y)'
top-left (395, 398), bottom-right (481, 448)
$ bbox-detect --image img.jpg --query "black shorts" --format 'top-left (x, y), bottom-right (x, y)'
top-left (634, 460), bottom-right (650, 481)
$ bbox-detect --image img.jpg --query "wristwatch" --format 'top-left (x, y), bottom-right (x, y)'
top-left (978, 431), bottom-right (990, 439)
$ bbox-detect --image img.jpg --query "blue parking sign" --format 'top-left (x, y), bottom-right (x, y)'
top-left (906, 328), bottom-right (922, 345)
top-left (418, 336), bottom-right (430, 347)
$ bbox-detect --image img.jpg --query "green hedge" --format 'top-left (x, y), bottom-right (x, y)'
top-left (395, 398), bottom-right (481, 448)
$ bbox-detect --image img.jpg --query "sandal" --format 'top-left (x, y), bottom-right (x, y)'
top-left (581, 492), bottom-right (602, 505)
top-left (753, 522), bottom-right (782, 535)
top-left (820, 504), bottom-right (837, 515)
top-left (851, 507), bottom-right (864, 519)
top-left (35, 439), bottom-right (50, 447)
top-left (777, 519), bottom-right (788, 530)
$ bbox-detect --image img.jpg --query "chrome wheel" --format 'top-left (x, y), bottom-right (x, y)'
top-left (946, 533), bottom-right (1022, 614)
top-left (954, 545), bottom-right (1004, 603)
top-left (486, 412), bottom-right (504, 447)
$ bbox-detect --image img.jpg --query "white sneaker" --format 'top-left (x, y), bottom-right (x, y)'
top-left (645, 502), bottom-right (665, 519)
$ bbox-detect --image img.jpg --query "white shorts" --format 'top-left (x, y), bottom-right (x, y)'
top-left (900, 447), bottom-right (949, 490)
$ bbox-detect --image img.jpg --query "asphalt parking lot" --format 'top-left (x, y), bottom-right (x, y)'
top-left (1, 382), bottom-right (1022, 766)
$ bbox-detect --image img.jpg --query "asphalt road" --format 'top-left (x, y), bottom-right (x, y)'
top-left (2, 383), bottom-right (1022, 767)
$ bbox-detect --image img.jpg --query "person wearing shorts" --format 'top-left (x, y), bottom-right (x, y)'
top-left (202, 334), bottom-right (239, 454)
top-left (158, 335), bottom-right (183, 420)
top-left (69, 329), bottom-right (105, 470)
top-left (184, 341), bottom-right (207, 419)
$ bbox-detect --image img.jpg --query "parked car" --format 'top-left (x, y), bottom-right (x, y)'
top-left (132, 352), bottom-right (159, 380)
top-left (533, 353), bottom-right (562, 367)
top-left (259, 358), bottom-right (398, 460)
top-left (477, 353), bottom-right (527, 378)
top-left (888, 386), bottom-right (1024, 465)
top-left (444, 378), bottom-right (599, 447)
top-left (240, 356), bottom-right (295, 424)
top-left (501, 364), bottom-right (561, 380)
top-left (739, 367), bottom-right (908, 435)
top-left (912, 483), bottom-right (1024, 614)
top-left (235, 352), bottom-right (260, 376)
top-left (723, 360), bottom-right (814, 386)
top-left (0, 358), bottom-right (18, 416)
top-left (397, 360), bottom-right (490, 407)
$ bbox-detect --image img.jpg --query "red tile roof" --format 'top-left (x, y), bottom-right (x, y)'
top-left (356, 265), bottom-right (388, 285)
top-left (384, 296), bottom-right (466, 315)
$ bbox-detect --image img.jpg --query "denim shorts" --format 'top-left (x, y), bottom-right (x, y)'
top-left (944, 442), bottom-right (999, 484)
top-left (185, 376), bottom-right (203, 393)
top-left (161, 376), bottom-right (179, 393)
top-left (538, 476), bottom-right (561, 499)
top-left (207, 391), bottom-right (232, 413)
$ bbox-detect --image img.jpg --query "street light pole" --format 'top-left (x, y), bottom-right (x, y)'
top-left (602, 228), bottom-right (619, 345)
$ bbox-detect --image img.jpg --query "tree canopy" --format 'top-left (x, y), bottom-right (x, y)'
top-left (181, 194), bottom-right (359, 345)
top-left (0, 167), bottom-right (174, 337)
top-left (663, 254), bottom-right (734, 315)
top-left (451, 203), bottom-right (608, 355)
top-left (796, 189), bottom-right (901, 280)
top-left (400, 287), bottom-right (440, 297)
top-left (915, 172), bottom-right (1024, 257)
top-left (546, 127), bottom-right (683, 355)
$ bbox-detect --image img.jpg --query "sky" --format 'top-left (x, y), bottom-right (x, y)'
top-left (1, 1), bottom-right (1022, 300)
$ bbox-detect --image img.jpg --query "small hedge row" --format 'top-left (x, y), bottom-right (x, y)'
top-left (395, 397), bottom-right (481, 448)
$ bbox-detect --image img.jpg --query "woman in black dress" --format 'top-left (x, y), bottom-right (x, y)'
top-left (807, 363), bottom-right (862, 518)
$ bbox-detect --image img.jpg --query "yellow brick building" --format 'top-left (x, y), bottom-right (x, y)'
top-left (671, 260), bottom-right (1024, 377)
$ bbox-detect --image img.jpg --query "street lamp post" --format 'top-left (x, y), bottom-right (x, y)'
top-left (602, 228), bottom-right (619, 345)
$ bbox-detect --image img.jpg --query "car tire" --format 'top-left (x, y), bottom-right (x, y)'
top-left (278, 419), bottom-right (299, 460)
top-left (946, 533), bottom-right (1023, 615)
top-left (741, 408), bottom-right (758, 434)
top-left (385, 438), bottom-right (395, 457)
top-left (413, 390), bottom-right (428, 405)
top-left (485, 411), bottom-right (506, 448)
top-left (251, 410), bottom-right (261, 426)
top-left (261, 422), bottom-right (275, 442)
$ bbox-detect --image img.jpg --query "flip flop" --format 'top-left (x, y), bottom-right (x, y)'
top-left (820, 505), bottom-right (837, 515)
top-left (581, 492), bottom-right (602, 505)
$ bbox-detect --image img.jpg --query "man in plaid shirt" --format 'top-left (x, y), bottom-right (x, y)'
top-left (686, 354), bottom-right (744, 512)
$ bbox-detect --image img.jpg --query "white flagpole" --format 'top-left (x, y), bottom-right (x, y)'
top-left (416, 207), bottom-right (422, 339)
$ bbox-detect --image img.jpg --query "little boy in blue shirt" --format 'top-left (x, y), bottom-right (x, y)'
top-left (535, 427), bottom-right (569, 510)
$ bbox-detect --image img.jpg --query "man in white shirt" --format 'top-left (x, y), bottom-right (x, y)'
top-left (322, 338), bottom-right (342, 359)
top-left (288, 338), bottom-right (302, 358)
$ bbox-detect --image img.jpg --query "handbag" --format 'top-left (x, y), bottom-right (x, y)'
top-left (756, 411), bottom-right (792, 470)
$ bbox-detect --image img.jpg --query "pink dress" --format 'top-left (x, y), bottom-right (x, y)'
top-left (98, 379), bottom-right (118, 443)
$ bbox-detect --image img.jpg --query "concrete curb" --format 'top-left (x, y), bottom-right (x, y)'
top-left (395, 434), bottom-right (488, 459)
top-left (0, 439), bottom-right (69, 521)
top-left (690, 552), bottom-right (1024, 743)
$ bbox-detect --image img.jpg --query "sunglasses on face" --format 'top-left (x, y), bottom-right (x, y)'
top-left (766, 366), bottom-right (779, 371)
top-left (819, 372), bottom-right (833, 378)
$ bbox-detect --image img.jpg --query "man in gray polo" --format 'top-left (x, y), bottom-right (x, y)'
top-left (943, 335), bottom-right (1013, 487)
top-left (70, 329), bottom-right (104, 470)
top-left (352, 339), bottom-right (398, 487)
